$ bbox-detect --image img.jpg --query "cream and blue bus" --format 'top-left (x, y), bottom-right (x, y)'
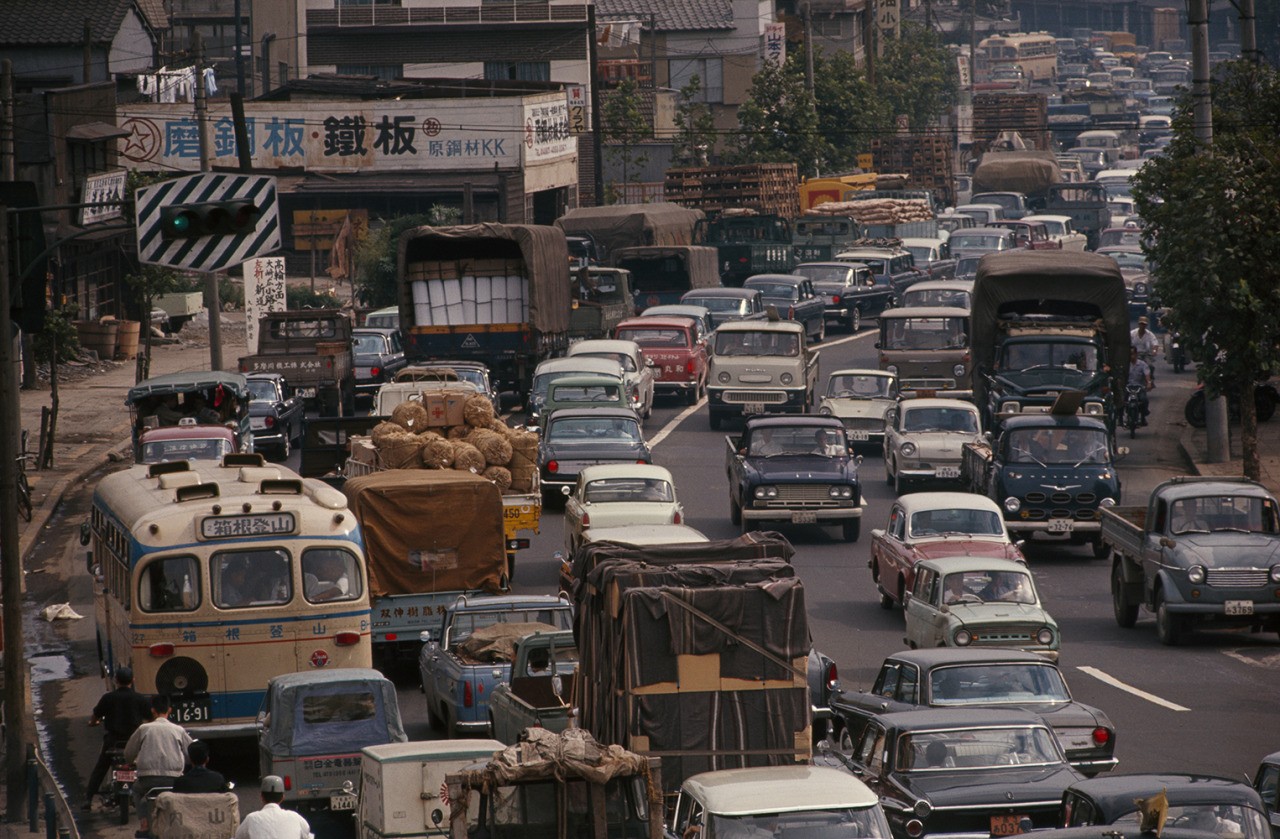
top-left (88, 454), bottom-right (372, 737)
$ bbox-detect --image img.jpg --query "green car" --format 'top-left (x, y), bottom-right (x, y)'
top-left (904, 556), bottom-right (1060, 661)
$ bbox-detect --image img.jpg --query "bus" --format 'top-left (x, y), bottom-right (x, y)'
top-left (975, 33), bottom-right (1059, 85)
top-left (88, 454), bottom-right (372, 738)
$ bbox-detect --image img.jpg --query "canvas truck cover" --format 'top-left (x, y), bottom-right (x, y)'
top-left (262, 668), bottom-right (407, 758)
top-left (555, 203), bottom-right (704, 258)
top-left (972, 151), bottom-right (1063, 197)
top-left (397, 223), bottom-right (571, 334)
top-left (612, 245), bottom-right (721, 289)
top-left (343, 470), bottom-right (507, 597)
top-left (450, 727), bottom-right (652, 788)
top-left (972, 250), bottom-right (1130, 404)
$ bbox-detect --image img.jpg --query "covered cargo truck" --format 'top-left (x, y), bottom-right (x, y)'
top-left (398, 224), bottom-right (571, 399)
top-left (612, 245), bottom-right (720, 312)
top-left (555, 203), bottom-right (704, 263)
top-left (971, 151), bottom-right (1063, 211)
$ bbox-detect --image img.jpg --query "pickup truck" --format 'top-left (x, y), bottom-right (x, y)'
top-left (486, 629), bottom-right (578, 744)
top-left (725, 415), bottom-right (863, 542)
top-left (1102, 476), bottom-right (1280, 646)
top-left (961, 412), bottom-right (1122, 557)
top-left (706, 319), bottom-right (819, 429)
top-left (152, 291), bottom-right (204, 334)
top-left (793, 261), bottom-right (894, 333)
top-left (743, 274), bottom-right (827, 343)
top-left (239, 309), bottom-right (356, 416)
top-left (792, 213), bottom-right (862, 262)
top-left (418, 594), bottom-right (574, 736)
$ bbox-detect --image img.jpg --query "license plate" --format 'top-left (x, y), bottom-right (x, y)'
top-left (791, 511), bottom-right (818, 524)
top-left (743, 402), bottom-right (765, 414)
top-left (991, 815), bottom-right (1027, 836)
top-left (850, 430), bottom-right (870, 441)
top-left (1225, 600), bottom-right (1254, 616)
top-left (916, 389), bottom-right (937, 398)
top-left (935, 466), bottom-right (960, 478)
top-left (113, 769), bottom-right (138, 784)
top-left (168, 698), bottom-right (211, 724)
top-left (1047, 519), bottom-right (1074, 533)
top-left (296, 387), bottom-right (317, 399)
top-left (330, 793), bottom-right (358, 811)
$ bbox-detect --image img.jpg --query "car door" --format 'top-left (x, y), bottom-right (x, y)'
top-left (563, 477), bottom-right (587, 551)
top-left (877, 503), bottom-right (909, 583)
top-left (904, 566), bottom-right (944, 648)
top-left (1253, 760), bottom-right (1280, 833)
top-left (634, 347), bottom-right (656, 413)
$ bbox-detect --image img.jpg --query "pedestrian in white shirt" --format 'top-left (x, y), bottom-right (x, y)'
top-left (235, 776), bottom-right (312, 839)
top-left (1130, 316), bottom-right (1159, 386)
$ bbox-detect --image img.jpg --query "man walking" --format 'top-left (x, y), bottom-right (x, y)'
top-left (235, 776), bottom-right (312, 839)
top-left (124, 694), bottom-right (192, 836)
top-left (85, 667), bottom-right (151, 810)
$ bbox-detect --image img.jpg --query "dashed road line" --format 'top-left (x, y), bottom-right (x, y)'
top-left (1076, 665), bottom-right (1191, 711)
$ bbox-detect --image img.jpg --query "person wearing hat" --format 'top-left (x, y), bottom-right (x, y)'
top-left (1131, 316), bottom-right (1158, 386)
top-left (85, 666), bottom-right (151, 810)
top-left (1128, 346), bottom-right (1153, 426)
top-left (235, 776), bottom-right (312, 839)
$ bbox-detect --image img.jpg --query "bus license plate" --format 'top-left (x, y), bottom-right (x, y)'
top-left (850, 430), bottom-right (870, 441)
top-left (991, 815), bottom-right (1027, 836)
top-left (743, 403), bottom-right (765, 414)
top-left (1225, 600), bottom-right (1254, 616)
top-left (330, 793), bottom-right (358, 812)
top-left (791, 512), bottom-right (818, 524)
top-left (169, 698), bottom-right (211, 724)
top-left (935, 466), bottom-right (960, 478)
top-left (1047, 519), bottom-right (1074, 533)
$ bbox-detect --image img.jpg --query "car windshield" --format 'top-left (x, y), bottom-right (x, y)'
top-left (616, 328), bottom-right (689, 348)
top-left (909, 507), bottom-right (1003, 538)
top-left (848, 257), bottom-right (887, 273)
top-left (546, 417), bottom-right (642, 444)
top-left (1037, 220), bottom-right (1065, 235)
top-left (709, 808), bottom-right (892, 839)
top-left (1168, 495), bottom-right (1280, 535)
top-left (1007, 428), bottom-right (1110, 465)
top-left (795, 265), bottom-right (857, 284)
top-left (534, 371), bottom-right (617, 398)
top-left (714, 331), bottom-right (800, 357)
top-left (1000, 341), bottom-right (1099, 373)
top-left (749, 426), bottom-right (847, 458)
top-left (583, 478), bottom-right (674, 503)
top-left (941, 570), bottom-right (1037, 606)
top-left (141, 438), bottom-right (234, 464)
top-left (448, 608), bottom-right (573, 646)
top-left (746, 282), bottom-right (800, 300)
top-left (899, 726), bottom-right (1060, 770)
top-left (1112, 806), bottom-right (1270, 839)
top-left (929, 663), bottom-right (1071, 706)
top-left (828, 374), bottom-right (894, 399)
top-left (955, 257), bottom-right (980, 279)
top-left (1106, 252), bottom-right (1148, 273)
top-left (901, 406), bottom-right (978, 433)
top-left (577, 351), bottom-right (636, 372)
top-left (902, 288), bottom-right (971, 309)
top-left (246, 380), bottom-right (278, 401)
top-left (352, 334), bottom-right (389, 354)
top-left (550, 384), bottom-right (622, 404)
top-left (950, 234), bottom-right (1006, 251)
top-left (686, 296), bottom-right (748, 314)
top-left (880, 318), bottom-right (969, 351)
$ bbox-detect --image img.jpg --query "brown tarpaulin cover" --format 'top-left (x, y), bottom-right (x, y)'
top-left (612, 246), bottom-right (721, 291)
top-left (555, 203), bottom-right (704, 258)
top-left (343, 470), bottom-right (506, 597)
top-left (397, 223), bottom-right (571, 334)
top-left (972, 151), bottom-right (1063, 197)
top-left (452, 727), bottom-right (651, 787)
top-left (455, 622), bottom-right (559, 663)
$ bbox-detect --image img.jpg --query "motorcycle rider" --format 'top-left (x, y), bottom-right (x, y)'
top-left (1130, 316), bottom-right (1159, 386)
top-left (1128, 346), bottom-right (1153, 426)
top-left (84, 666), bottom-right (151, 811)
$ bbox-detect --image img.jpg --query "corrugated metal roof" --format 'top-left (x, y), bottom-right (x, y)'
top-left (596, 0), bottom-right (735, 32)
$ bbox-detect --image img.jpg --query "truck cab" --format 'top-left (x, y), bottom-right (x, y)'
top-left (792, 214), bottom-right (862, 262)
top-left (877, 306), bottom-right (973, 399)
top-left (696, 214), bottom-right (795, 286)
top-left (706, 320), bottom-right (819, 429)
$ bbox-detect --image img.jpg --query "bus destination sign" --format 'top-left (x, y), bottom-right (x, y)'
top-left (200, 512), bottom-right (297, 539)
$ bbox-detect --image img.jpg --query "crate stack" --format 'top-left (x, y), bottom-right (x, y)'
top-left (871, 134), bottom-right (954, 205)
top-left (664, 163), bottom-right (801, 218)
top-left (972, 93), bottom-right (1049, 152)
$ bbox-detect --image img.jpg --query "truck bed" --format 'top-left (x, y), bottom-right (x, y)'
top-left (1099, 506), bottom-right (1147, 557)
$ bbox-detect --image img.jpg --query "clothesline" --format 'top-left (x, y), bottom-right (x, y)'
top-left (135, 66), bottom-right (218, 103)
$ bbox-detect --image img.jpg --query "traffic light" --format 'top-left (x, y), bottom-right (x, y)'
top-left (160, 199), bottom-right (261, 240)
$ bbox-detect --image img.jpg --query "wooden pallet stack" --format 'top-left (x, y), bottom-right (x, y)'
top-left (870, 134), bottom-right (954, 206)
top-left (972, 93), bottom-right (1049, 151)
top-left (664, 163), bottom-right (801, 218)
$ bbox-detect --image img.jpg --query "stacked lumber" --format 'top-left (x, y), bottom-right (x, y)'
top-left (664, 163), bottom-right (801, 218)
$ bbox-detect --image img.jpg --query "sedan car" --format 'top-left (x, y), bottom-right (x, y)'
top-left (351, 327), bottom-right (407, 398)
top-left (1061, 775), bottom-right (1271, 839)
top-left (245, 372), bottom-right (305, 460)
top-left (835, 708), bottom-right (1081, 839)
top-left (883, 398), bottom-right (982, 494)
top-left (743, 274), bottom-right (826, 342)
top-left (561, 464), bottom-right (683, 554)
top-left (1252, 751), bottom-right (1279, 835)
top-left (818, 369), bottom-right (899, 448)
top-left (904, 557), bottom-right (1061, 661)
top-left (639, 304), bottom-right (714, 345)
top-left (830, 650), bottom-right (1116, 777)
top-left (566, 339), bottom-right (656, 420)
top-left (869, 492), bottom-right (1024, 609)
top-left (537, 407), bottom-right (651, 500)
top-left (794, 261), bottom-right (894, 332)
top-left (527, 357), bottom-right (625, 426)
top-left (898, 280), bottom-right (973, 311)
top-left (680, 287), bottom-right (767, 329)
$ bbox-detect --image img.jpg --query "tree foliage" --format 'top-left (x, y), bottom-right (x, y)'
top-left (672, 74), bottom-right (717, 167)
top-left (354, 208), bottom-right (461, 308)
top-left (877, 23), bottom-right (959, 130)
top-left (1132, 61), bottom-right (1280, 479)
top-left (733, 55), bottom-right (824, 176)
top-left (601, 79), bottom-right (653, 199)
top-left (810, 48), bottom-right (893, 171)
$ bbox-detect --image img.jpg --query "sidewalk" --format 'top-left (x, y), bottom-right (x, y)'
top-left (1178, 423), bottom-right (1280, 494)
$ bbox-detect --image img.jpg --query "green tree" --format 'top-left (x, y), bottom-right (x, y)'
top-left (123, 265), bottom-right (186, 383)
top-left (810, 48), bottom-right (893, 170)
top-left (601, 79), bottom-right (653, 200)
top-left (1132, 61), bottom-right (1280, 480)
top-left (734, 55), bottom-right (824, 176)
top-left (672, 74), bottom-right (717, 167)
top-left (353, 207), bottom-right (461, 308)
top-left (877, 23), bottom-right (959, 130)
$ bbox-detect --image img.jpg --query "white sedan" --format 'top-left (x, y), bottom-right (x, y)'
top-left (567, 339), bottom-right (656, 420)
top-left (562, 464), bottom-right (683, 554)
top-left (883, 398), bottom-right (982, 495)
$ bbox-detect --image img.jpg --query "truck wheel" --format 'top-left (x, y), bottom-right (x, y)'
top-left (847, 308), bottom-right (862, 333)
top-left (1111, 562), bottom-right (1139, 628)
top-left (1155, 589), bottom-right (1185, 646)
top-left (841, 518), bottom-right (860, 543)
top-left (276, 434), bottom-right (291, 462)
top-left (1091, 535), bottom-right (1109, 559)
top-left (730, 496), bottom-right (742, 526)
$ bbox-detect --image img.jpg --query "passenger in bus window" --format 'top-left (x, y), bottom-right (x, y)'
top-left (304, 551), bottom-right (355, 602)
top-left (216, 558), bottom-right (252, 609)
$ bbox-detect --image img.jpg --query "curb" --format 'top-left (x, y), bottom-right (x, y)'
top-left (18, 434), bottom-right (132, 566)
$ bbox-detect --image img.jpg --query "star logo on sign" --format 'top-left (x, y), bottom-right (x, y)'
top-left (120, 118), bottom-right (161, 161)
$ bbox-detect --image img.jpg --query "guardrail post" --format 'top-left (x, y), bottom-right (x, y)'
top-left (26, 745), bottom-right (37, 832)
top-left (42, 793), bottom-right (54, 839)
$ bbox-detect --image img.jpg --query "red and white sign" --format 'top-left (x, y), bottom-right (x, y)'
top-left (566, 84), bottom-right (588, 135)
top-left (310, 649), bottom-right (330, 668)
top-left (763, 23), bottom-right (787, 66)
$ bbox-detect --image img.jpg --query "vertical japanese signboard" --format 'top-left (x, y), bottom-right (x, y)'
top-left (876, 0), bottom-right (900, 45)
top-left (763, 23), bottom-right (787, 66)
top-left (566, 85), bottom-right (588, 135)
top-left (244, 256), bottom-right (287, 354)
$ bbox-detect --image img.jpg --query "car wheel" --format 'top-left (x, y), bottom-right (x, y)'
top-left (884, 456), bottom-right (894, 485)
top-left (730, 495), bottom-right (742, 526)
top-left (277, 433), bottom-right (291, 462)
top-left (878, 587), bottom-right (894, 610)
top-left (848, 308), bottom-right (862, 333)
top-left (426, 699), bottom-right (444, 730)
top-left (1091, 535), bottom-right (1109, 559)
top-left (894, 471), bottom-right (908, 496)
top-left (814, 317), bottom-right (825, 343)
top-left (742, 516), bottom-right (758, 534)
top-left (1111, 561), bottom-right (1138, 628)
top-left (1155, 588), bottom-right (1185, 646)
top-left (841, 518), bottom-right (860, 543)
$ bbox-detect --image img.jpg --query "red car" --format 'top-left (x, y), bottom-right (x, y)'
top-left (613, 316), bottom-right (707, 405)
top-left (869, 491), bottom-right (1026, 609)
top-left (988, 219), bottom-right (1063, 250)
top-left (136, 421), bottom-right (240, 464)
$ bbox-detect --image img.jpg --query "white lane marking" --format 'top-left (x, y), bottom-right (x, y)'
top-left (1222, 649), bottom-right (1280, 669)
top-left (1076, 665), bottom-right (1191, 711)
top-left (820, 329), bottom-right (878, 349)
top-left (648, 397), bottom-right (706, 448)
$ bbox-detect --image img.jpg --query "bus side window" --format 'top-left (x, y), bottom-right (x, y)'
top-left (138, 556), bottom-right (200, 612)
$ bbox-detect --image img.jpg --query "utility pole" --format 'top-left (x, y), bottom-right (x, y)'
top-left (802, 2), bottom-right (816, 97)
top-left (194, 34), bottom-right (224, 371)
top-left (1239, 0), bottom-right (1258, 64)
top-left (0, 60), bottom-right (34, 392)
top-left (234, 0), bottom-right (247, 96)
top-left (587, 5), bottom-right (604, 206)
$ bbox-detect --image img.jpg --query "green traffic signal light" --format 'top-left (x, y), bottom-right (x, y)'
top-left (159, 200), bottom-right (262, 240)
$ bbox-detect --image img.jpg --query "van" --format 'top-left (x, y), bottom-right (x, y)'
top-left (953, 203), bottom-right (1005, 226)
top-left (364, 306), bottom-right (399, 330)
top-left (357, 740), bottom-right (506, 839)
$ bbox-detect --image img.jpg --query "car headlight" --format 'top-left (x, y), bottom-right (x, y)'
top-left (899, 441), bottom-right (917, 457)
top-left (1000, 401), bottom-right (1021, 414)
top-left (1270, 565), bottom-right (1280, 583)
top-left (780, 372), bottom-right (794, 385)
top-left (913, 800), bottom-right (933, 819)
top-left (1135, 282), bottom-right (1147, 293)
top-left (1099, 496), bottom-right (1117, 507)
top-left (1036, 627), bottom-right (1055, 645)
top-left (886, 365), bottom-right (898, 375)
top-left (1187, 564), bottom-right (1206, 584)
top-left (1084, 402), bottom-right (1104, 415)
top-left (954, 629), bottom-right (972, 646)
top-left (717, 371), bottom-right (731, 384)
top-left (953, 364), bottom-right (966, 377)
top-left (818, 405), bottom-right (833, 415)
top-left (1004, 496), bottom-right (1021, 512)
top-left (754, 486), bottom-right (778, 499)
top-left (829, 486), bottom-right (853, 499)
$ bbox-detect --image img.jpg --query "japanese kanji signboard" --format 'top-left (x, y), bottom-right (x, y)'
top-left (244, 256), bottom-right (288, 354)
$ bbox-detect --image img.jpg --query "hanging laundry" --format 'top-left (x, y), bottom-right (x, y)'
top-left (203, 67), bottom-right (218, 98)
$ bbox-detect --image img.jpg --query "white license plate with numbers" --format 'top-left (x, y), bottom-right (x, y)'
top-left (1047, 519), bottom-right (1074, 533)
top-left (1225, 600), bottom-right (1254, 616)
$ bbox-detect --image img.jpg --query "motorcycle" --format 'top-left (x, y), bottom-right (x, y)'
top-left (1123, 384), bottom-right (1146, 438)
top-left (1184, 383), bottom-right (1279, 428)
top-left (106, 748), bottom-right (136, 825)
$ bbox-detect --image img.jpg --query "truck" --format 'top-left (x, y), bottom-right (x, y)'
top-left (152, 290), bottom-right (204, 334)
top-left (971, 251), bottom-right (1129, 433)
top-left (611, 245), bottom-right (720, 312)
top-left (1102, 476), bottom-right (1280, 646)
top-left (792, 213), bottom-right (863, 262)
top-left (397, 223), bottom-right (571, 400)
top-left (567, 266), bottom-right (635, 341)
top-left (417, 594), bottom-right (574, 736)
top-left (486, 629), bottom-right (577, 744)
top-left (706, 319), bottom-right (820, 430)
top-left (357, 739), bottom-right (506, 839)
top-left (555, 202), bottom-right (703, 263)
top-left (238, 309), bottom-right (356, 415)
top-left (726, 415), bottom-right (864, 542)
top-left (971, 151), bottom-right (1064, 214)
top-left (342, 470), bottom-right (513, 667)
top-left (694, 213), bottom-right (794, 286)
top-left (1044, 183), bottom-right (1112, 249)
top-left (961, 410), bottom-right (1123, 556)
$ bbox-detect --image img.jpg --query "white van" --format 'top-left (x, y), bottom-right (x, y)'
top-left (358, 740), bottom-right (506, 839)
top-left (953, 203), bottom-right (1005, 225)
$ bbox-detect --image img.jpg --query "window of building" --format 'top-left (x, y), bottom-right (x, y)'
top-left (484, 61), bottom-right (550, 82)
top-left (813, 17), bottom-right (845, 37)
top-left (668, 58), bottom-right (723, 103)
top-left (337, 64), bottom-right (404, 80)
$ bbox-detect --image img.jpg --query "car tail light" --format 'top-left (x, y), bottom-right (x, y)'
top-left (831, 294), bottom-right (841, 304)
top-left (581, 512), bottom-right (590, 527)
top-left (686, 359), bottom-right (696, 374)
top-left (1091, 727), bottom-right (1111, 745)
top-left (463, 680), bottom-right (474, 708)
top-left (788, 306), bottom-right (795, 320)
top-left (150, 643), bottom-right (175, 657)
top-left (905, 819), bottom-right (924, 838)
top-left (637, 459), bottom-right (648, 464)
top-left (738, 257), bottom-right (749, 263)
top-left (673, 511), bottom-right (682, 524)
top-left (825, 661), bottom-right (839, 688)
top-left (263, 416), bottom-right (275, 428)
top-left (384, 633), bottom-right (398, 642)
top-left (631, 386), bottom-right (640, 402)
top-left (334, 632), bottom-right (361, 646)
top-left (371, 366), bottom-right (382, 379)
top-left (547, 460), bottom-right (559, 473)
top-left (283, 776), bottom-right (293, 791)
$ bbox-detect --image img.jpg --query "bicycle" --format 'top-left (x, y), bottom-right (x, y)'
top-left (16, 430), bottom-right (33, 523)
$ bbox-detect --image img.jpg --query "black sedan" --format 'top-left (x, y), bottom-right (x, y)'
top-left (833, 708), bottom-right (1081, 839)
top-left (1061, 774), bottom-right (1272, 839)
top-left (245, 373), bottom-right (305, 460)
top-left (537, 408), bottom-right (651, 501)
top-left (831, 649), bottom-right (1117, 777)
top-left (352, 327), bottom-right (407, 399)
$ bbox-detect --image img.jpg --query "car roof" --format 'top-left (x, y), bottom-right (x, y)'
top-left (643, 304), bottom-right (711, 319)
top-left (879, 306), bottom-right (971, 318)
top-left (716, 320), bottom-right (804, 334)
top-left (955, 203), bottom-right (1005, 211)
top-left (746, 415), bottom-right (844, 430)
top-left (877, 707), bottom-right (1048, 731)
top-left (353, 327), bottom-right (399, 337)
top-left (916, 556), bottom-right (1031, 575)
top-left (955, 227), bottom-right (1016, 237)
top-left (683, 288), bottom-right (759, 299)
top-left (897, 398), bottom-right (979, 411)
top-left (905, 280), bottom-right (974, 293)
top-left (1023, 214), bottom-right (1074, 224)
top-left (578, 464), bottom-right (675, 483)
top-left (549, 375), bottom-right (625, 388)
top-left (681, 766), bottom-right (879, 815)
top-left (797, 261), bottom-right (869, 269)
top-left (246, 372), bottom-right (286, 382)
top-left (584, 524), bottom-right (708, 544)
top-left (1002, 414), bottom-right (1110, 431)
top-left (535, 357), bottom-right (622, 376)
top-left (894, 491), bottom-right (1001, 516)
top-left (881, 648), bottom-right (1056, 668)
top-left (745, 274), bottom-right (806, 285)
top-left (1066, 774), bottom-right (1265, 808)
top-left (901, 237), bottom-right (948, 248)
top-left (830, 368), bottom-right (894, 378)
top-left (1152, 477), bottom-right (1272, 502)
top-left (546, 407), bottom-right (640, 421)
top-left (617, 316), bottom-right (695, 330)
top-left (448, 594), bottom-right (570, 612)
top-left (568, 339), bottom-right (640, 356)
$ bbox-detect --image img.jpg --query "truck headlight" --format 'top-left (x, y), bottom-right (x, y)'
top-left (1099, 496), bottom-right (1117, 507)
top-left (1001, 401), bottom-right (1021, 414)
top-left (819, 405), bottom-right (833, 415)
top-left (717, 371), bottom-right (731, 384)
top-left (1270, 565), bottom-right (1280, 583)
top-left (1004, 496), bottom-right (1021, 512)
top-left (954, 629), bottom-right (972, 646)
top-left (899, 441), bottom-right (917, 457)
top-left (953, 364), bottom-right (966, 377)
top-left (829, 486), bottom-right (853, 499)
top-left (1187, 564), bottom-right (1206, 584)
top-left (886, 365), bottom-right (898, 375)
top-left (1084, 402), bottom-right (1104, 415)
top-left (1036, 627), bottom-right (1055, 645)
top-left (754, 486), bottom-right (778, 499)
top-left (780, 372), bottom-right (794, 385)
